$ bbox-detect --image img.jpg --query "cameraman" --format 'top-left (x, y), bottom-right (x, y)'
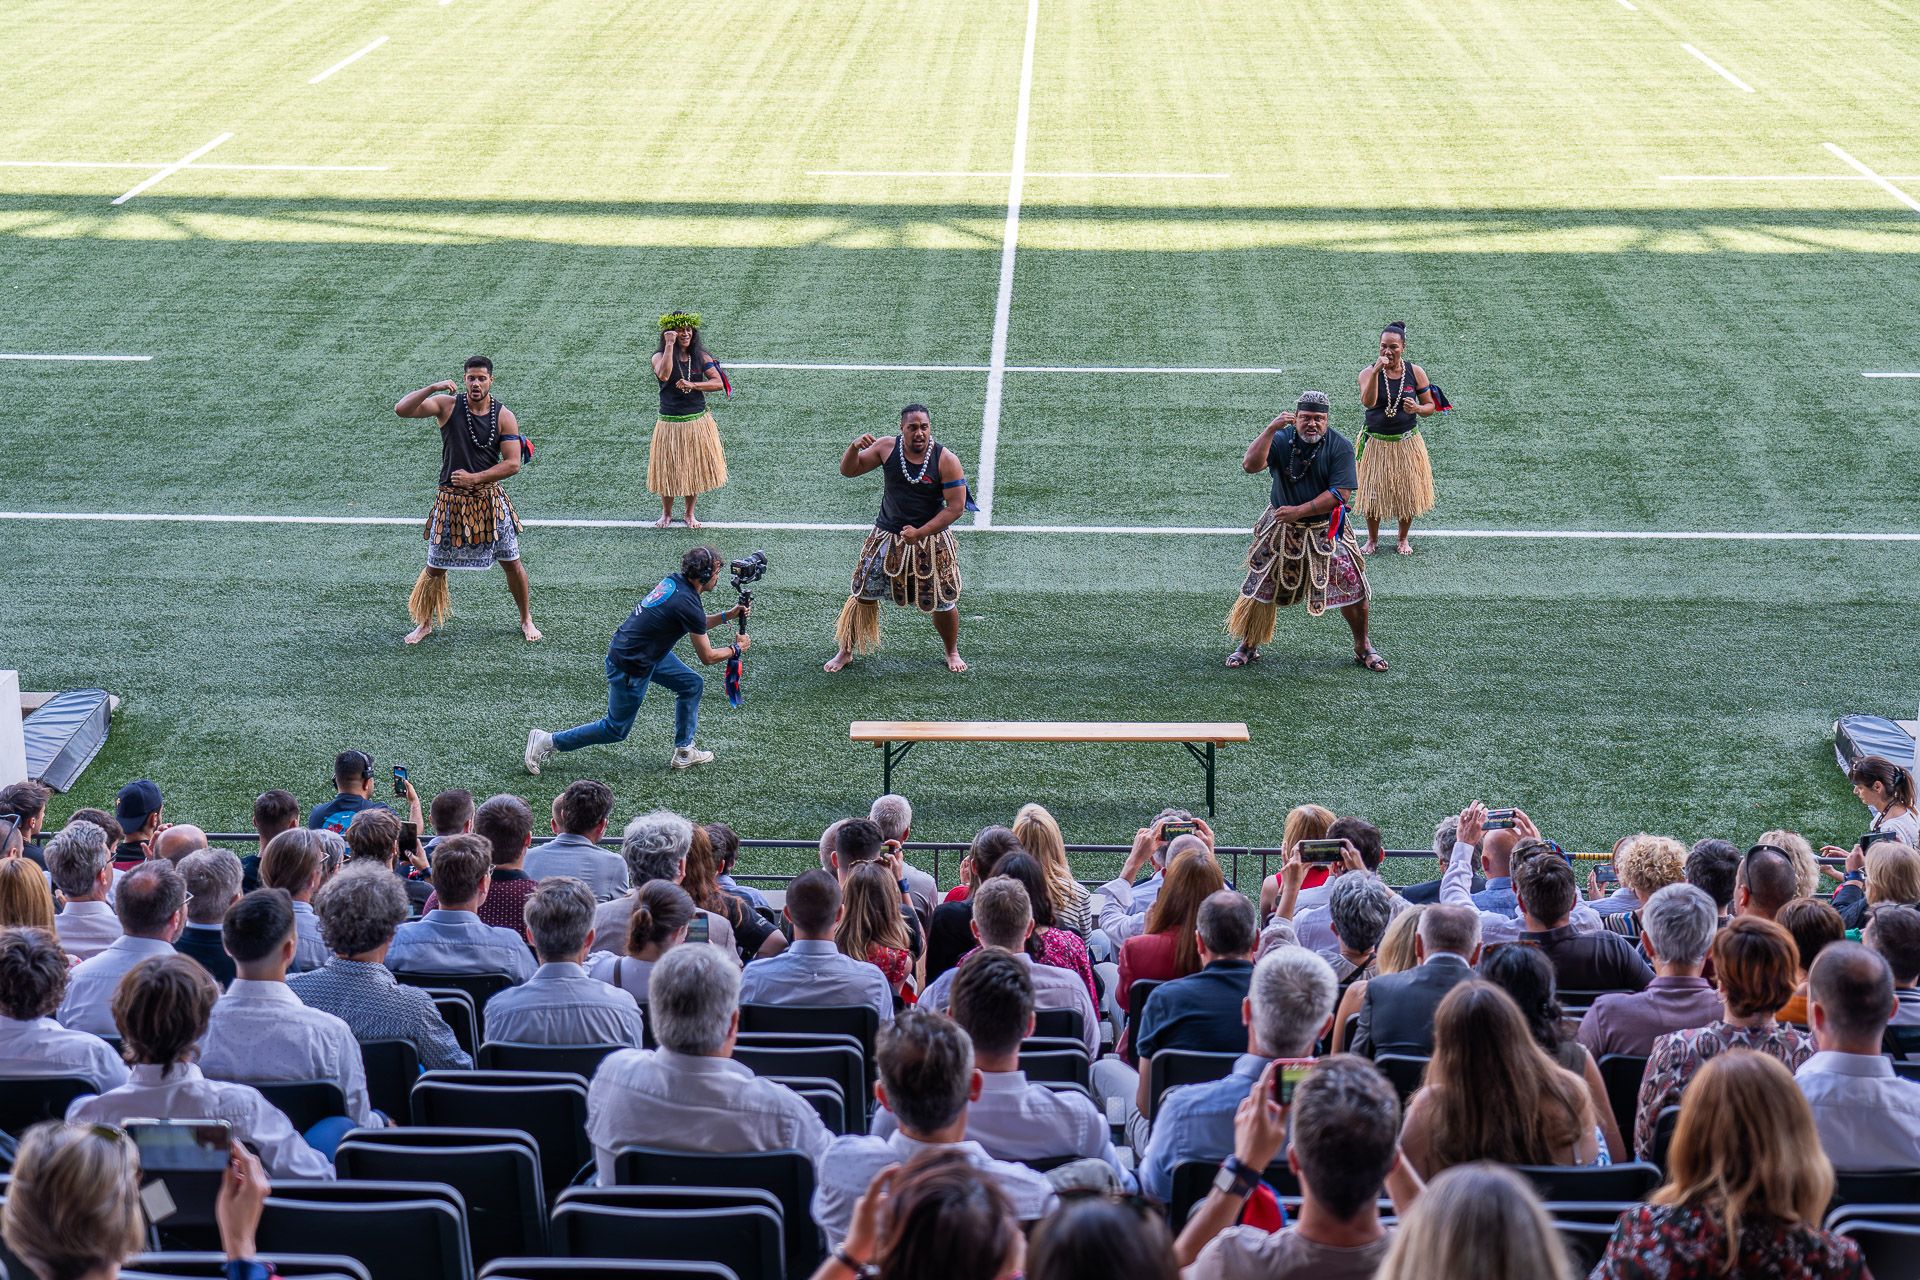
top-left (526, 546), bottom-right (748, 773)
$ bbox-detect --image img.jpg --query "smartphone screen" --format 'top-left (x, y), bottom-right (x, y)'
top-left (686, 914), bottom-right (710, 944)
top-left (1160, 821), bottom-right (1197, 841)
top-left (399, 821), bottom-right (420, 854)
top-left (129, 1121), bottom-right (230, 1173)
top-left (1272, 1058), bottom-right (1314, 1105)
top-left (1296, 839), bottom-right (1345, 864)
top-left (392, 764), bottom-right (409, 797)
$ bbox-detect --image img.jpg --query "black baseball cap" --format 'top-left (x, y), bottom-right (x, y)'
top-left (115, 779), bottom-right (164, 830)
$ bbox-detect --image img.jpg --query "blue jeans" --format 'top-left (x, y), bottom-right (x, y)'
top-left (304, 1114), bottom-right (357, 1157)
top-left (554, 653), bottom-right (702, 752)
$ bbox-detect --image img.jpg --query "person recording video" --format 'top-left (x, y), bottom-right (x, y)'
top-left (525, 546), bottom-right (749, 774)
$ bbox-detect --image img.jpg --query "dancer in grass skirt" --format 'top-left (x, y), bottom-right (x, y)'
top-left (649, 311), bottom-right (730, 528)
top-left (1355, 320), bottom-right (1441, 555)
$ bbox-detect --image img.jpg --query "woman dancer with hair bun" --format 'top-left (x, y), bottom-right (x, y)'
top-left (649, 312), bottom-right (730, 528)
top-left (1356, 321), bottom-right (1440, 555)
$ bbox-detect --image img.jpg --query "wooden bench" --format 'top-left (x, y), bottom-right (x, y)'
top-left (848, 721), bottom-right (1251, 817)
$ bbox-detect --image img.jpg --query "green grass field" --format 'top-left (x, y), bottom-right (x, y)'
top-left (4, 0), bottom-right (1916, 880)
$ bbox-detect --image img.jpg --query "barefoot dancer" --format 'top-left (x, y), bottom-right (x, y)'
top-left (1225, 390), bottom-right (1386, 673)
top-left (825, 404), bottom-right (968, 674)
top-left (648, 312), bottom-right (729, 529)
top-left (1355, 320), bottom-right (1439, 555)
top-left (394, 356), bottom-right (540, 646)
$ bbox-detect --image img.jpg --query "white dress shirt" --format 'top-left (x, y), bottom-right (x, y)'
top-left (52, 898), bottom-right (123, 961)
top-left (919, 952), bottom-right (1099, 1058)
top-left (68, 1062), bottom-right (334, 1180)
top-left (737, 939), bottom-right (894, 1024)
top-left (198, 979), bottom-right (376, 1126)
top-left (1441, 841), bottom-right (1606, 944)
top-left (1096, 872), bottom-right (1164, 952)
top-left (387, 909), bottom-right (535, 981)
top-left (871, 1068), bottom-right (1126, 1178)
top-left (288, 900), bottom-right (328, 973)
top-left (525, 835), bottom-right (630, 901)
top-left (0, 1015), bottom-right (130, 1091)
top-left (483, 962), bottom-right (645, 1048)
top-left (56, 935), bottom-right (178, 1035)
top-left (586, 1047), bottom-right (833, 1184)
top-left (812, 1131), bottom-right (1056, 1245)
top-left (1293, 882), bottom-right (1413, 957)
top-left (1796, 1050), bottom-right (1920, 1171)
top-left (593, 893), bottom-right (738, 968)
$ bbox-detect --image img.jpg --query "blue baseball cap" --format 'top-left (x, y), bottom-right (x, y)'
top-left (115, 779), bottom-right (164, 830)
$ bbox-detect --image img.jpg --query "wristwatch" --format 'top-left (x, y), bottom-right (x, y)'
top-left (1212, 1154), bottom-right (1261, 1199)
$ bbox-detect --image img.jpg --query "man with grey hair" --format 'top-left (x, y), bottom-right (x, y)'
top-left (1327, 874), bottom-right (1396, 985)
top-left (174, 849), bottom-right (244, 987)
top-left (1578, 883), bottom-right (1723, 1058)
top-left (485, 877), bottom-right (644, 1048)
top-left (586, 943), bottom-right (830, 1184)
top-left (1400, 813), bottom-right (1484, 905)
top-left (47, 820), bottom-right (121, 961)
top-left (56, 860), bottom-right (189, 1035)
top-left (592, 809), bottom-right (737, 964)
top-left (1349, 903), bottom-right (1481, 1059)
top-left (288, 864), bottom-right (471, 1070)
top-left (869, 793), bottom-right (936, 908)
top-left (813, 1007), bottom-right (1058, 1245)
top-left (1138, 945), bottom-right (1339, 1202)
top-left (917, 877), bottom-right (1098, 1056)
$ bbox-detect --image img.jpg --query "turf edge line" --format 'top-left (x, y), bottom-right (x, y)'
top-left (110, 133), bottom-right (232, 205)
top-left (1679, 44), bottom-right (1756, 92)
top-left (308, 36), bottom-right (389, 86)
top-left (1823, 143), bottom-right (1920, 216)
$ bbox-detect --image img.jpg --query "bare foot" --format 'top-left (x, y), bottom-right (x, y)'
top-left (653, 515), bottom-right (672, 529)
top-left (685, 515), bottom-right (703, 530)
top-left (1360, 540), bottom-right (1377, 556)
top-left (1226, 644), bottom-right (1259, 668)
top-left (823, 649), bottom-right (853, 673)
top-left (1396, 540), bottom-right (1413, 555)
top-left (946, 651), bottom-right (969, 673)
top-left (521, 619), bottom-right (543, 642)
top-left (404, 624), bottom-right (432, 646)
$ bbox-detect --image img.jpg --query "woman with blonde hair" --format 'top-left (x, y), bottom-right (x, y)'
top-left (1399, 981), bottom-right (1599, 1177)
top-left (1830, 837), bottom-right (1920, 930)
top-left (0, 860), bottom-right (56, 933)
top-left (1758, 828), bottom-right (1821, 900)
top-left (1330, 905), bottom-right (1421, 1052)
top-left (1258, 803), bottom-right (1335, 923)
top-left (1116, 850), bottom-right (1227, 1045)
top-left (839, 861), bottom-right (917, 1004)
top-left (1376, 1162), bottom-right (1573, 1280)
top-left (1592, 1052), bottom-right (1867, 1278)
top-left (648, 311), bottom-right (729, 528)
top-left (1012, 804), bottom-right (1090, 937)
top-left (1604, 833), bottom-right (1689, 940)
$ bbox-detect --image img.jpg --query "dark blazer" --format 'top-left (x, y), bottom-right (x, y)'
top-left (1351, 953), bottom-right (1475, 1059)
top-left (175, 925), bottom-right (236, 989)
top-left (1401, 873), bottom-right (1485, 905)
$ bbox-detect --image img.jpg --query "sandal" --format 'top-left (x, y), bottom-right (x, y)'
top-left (1355, 646), bottom-right (1389, 673)
top-left (1226, 646), bottom-right (1260, 669)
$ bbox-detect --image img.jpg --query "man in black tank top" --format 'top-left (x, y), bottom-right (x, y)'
top-left (825, 404), bottom-right (970, 673)
top-left (393, 356), bottom-right (541, 645)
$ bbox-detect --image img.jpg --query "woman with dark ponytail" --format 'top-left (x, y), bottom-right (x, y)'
top-left (1355, 321), bottom-right (1441, 555)
top-left (1844, 754), bottom-right (1918, 848)
top-left (587, 879), bottom-right (696, 1001)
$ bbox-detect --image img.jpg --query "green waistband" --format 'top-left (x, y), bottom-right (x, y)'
top-left (658, 410), bottom-right (708, 423)
top-left (1363, 425), bottom-right (1418, 441)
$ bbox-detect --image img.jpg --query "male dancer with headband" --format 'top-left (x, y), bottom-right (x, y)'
top-left (1225, 390), bottom-right (1387, 672)
top-left (824, 404), bottom-right (969, 674)
top-left (394, 356), bottom-right (540, 645)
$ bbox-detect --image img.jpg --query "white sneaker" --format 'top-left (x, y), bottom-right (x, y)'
top-left (670, 744), bottom-right (714, 770)
top-left (524, 728), bottom-right (555, 775)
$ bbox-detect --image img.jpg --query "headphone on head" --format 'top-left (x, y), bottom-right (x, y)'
top-left (685, 547), bottom-right (717, 584)
top-left (340, 750), bottom-right (373, 782)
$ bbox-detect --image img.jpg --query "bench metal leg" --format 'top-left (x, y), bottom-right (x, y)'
top-left (882, 741), bottom-right (916, 796)
top-left (1179, 742), bottom-right (1219, 817)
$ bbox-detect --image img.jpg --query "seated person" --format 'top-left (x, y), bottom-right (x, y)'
top-left (67, 953), bottom-right (334, 1178)
top-left (198, 889), bottom-right (378, 1129)
top-left (919, 878), bottom-right (1099, 1059)
top-left (45, 820), bottom-right (122, 961)
top-left (1579, 884), bottom-right (1724, 1058)
top-left (1514, 852), bottom-right (1653, 994)
top-left (592, 810), bottom-right (738, 964)
top-left (344, 807), bottom-right (432, 914)
top-left (259, 828), bottom-right (341, 973)
top-left (485, 877), bottom-right (645, 1047)
top-left (386, 835), bottom-right (535, 981)
top-left (587, 880), bottom-right (697, 1002)
top-left (1865, 904), bottom-right (1920, 1028)
top-left (526, 779), bottom-right (628, 900)
top-left (423, 795), bottom-right (541, 930)
top-left (1350, 905), bottom-right (1480, 1059)
top-left (57, 861), bottom-right (188, 1036)
top-left (1796, 942), bottom-right (1920, 1171)
top-left (0, 926), bottom-right (129, 1091)
top-left (738, 869), bottom-right (893, 1023)
top-left (173, 849), bottom-right (244, 988)
top-left (288, 864), bottom-right (472, 1071)
top-left (586, 943), bottom-right (830, 1183)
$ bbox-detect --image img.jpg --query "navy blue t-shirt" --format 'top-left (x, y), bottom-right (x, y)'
top-left (608, 573), bottom-right (709, 678)
top-left (1267, 427), bottom-right (1358, 509)
top-left (1134, 959), bottom-right (1256, 1060)
top-left (307, 793), bottom-right (395, 836)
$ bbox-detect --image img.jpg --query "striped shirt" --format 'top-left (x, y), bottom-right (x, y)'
top-left (287, 958), bottom-right (472, 1071)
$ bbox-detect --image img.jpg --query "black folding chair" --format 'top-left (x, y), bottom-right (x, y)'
top-left (336, 1129), bottom-right (547, 1264)
top-left (550, 1197), bottom-right (780, 1280)
top-left (1031, 1007), bottom-right (1087, 1045)
top-left (739, 1003), bottom-right (880, 1064)
top-left (1557, 989), bottom-right (1612, 1013)
top-left (1121, 978), bottom-right (1163, 1061)
top-left (257, 1180), bottom-right (472, 1280)
top-left (731, 1044), bottom-right (866, 1122)
top-left (1144, 1049), bottom-right (1241, 1123)
top-left (1512, 1162), bottom-right (1661, 1203)
top-left (124, 1253), bottom-right (372, 1280)
top-left (1595, 1054), bottom-right (1649, 1147)
top-left (612, 1147), bottom-right (823, 1277)
top-left (1832, 1168), bottom-right (1920, 1210)
top-left (478, 1042), bottom-right (626, 1079)
top-left (1551, 1218), bottom-right (1619, 1272)
top-left (479, 1263), bottom-right (739, 1280)
top-left (396, 972), bottom-right (517, 1042)
top-left (0, 1075), bottom-right (95, 1136)
top-left (1649, 1104), bottom-right (1682, 1172)
top-left (1018, 1048), bottom-right (1091, 1089)
top-left (1373, 1053), bottom-right (1429, 1103)
top-left (1167, 1158), bottom-right (1298, 1231)
top-left (411, 1070), bottom-right (592, 1198)
top-left (1829, 1216), bottom-right (1920, 1276)
top-left (252, 1081), bottom-right (349, 1132)
top-left (423, 989), bottom-right (481, 1059)
top-left (359, 1038), bottom-right (422, 1121)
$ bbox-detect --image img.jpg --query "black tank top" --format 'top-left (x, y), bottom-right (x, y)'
top-left (876, 437), bottom-right (947, 533)
top-left (658, 351), bottom-right (707, 417)
top-left (439, 397), bottom-right (503, 486)
top-left (1364, 364), bottom-right (1420, 436)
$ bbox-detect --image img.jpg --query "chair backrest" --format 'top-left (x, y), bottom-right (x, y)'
top-left (478, 1262), bottom-right (740, 1280)
top-left (1372, 1053), bottom-right (1429, 1103)
top-left (1167, 1158), bottom-right (1298, 1231)
top-left (1145, 1050), bottom-right (1241, 1123)
top-left (1018, 1035), bottom-right (1088, 1057)
top-left (410, 1071), bottom-right (592, 1198)
top-left (1030, 1007), bottom-right (1086, 1044)
top-left (1832, 1168), bottom-right (1920, 1210)
top-left (1649, 1104), bottom-right (1682, 1172)
top-left (396, 973), bottom-right (516, 1041)
top-left (252, 1080), bottom-right (350, 1132)
top-left (738, 1003), bottom-right (880, 1063)
top-left (1894, 1060), bottom-right (1920, 1085)
top-left (336, 1135), bottom-right (547, 1265)
top-left (1595, 1053), bottom-right (1649, 1146)
top-left (1512, 1162), bottom-right (1662, 1203)
top-left (359, 1038), bottom-right (422, 1121)
top-left (1884, 1024), bottom-right (1920, 1061)
top-left (1550, 1218), bottom-right (1618, 1272)
top-left (730, 1044), bottom-right (865, 1121)
top-left (124, 1254), bottom-right (373, 1280)
top-left (550, 1202), bottom-right (780, 1280)
top-left (258, 1186), bottom-right (472, 1280)
top-left (1829, 1218), bottom-right (1920, 1275)
top-left (793, 1087), bottom-right (846, 1135)
top-left (1123, 979), bottom-right (1163, 1057)
top-left (0, 1075), bottom-right (96, 1137)
top-left (478, 1042), bottom-right (625, 1079)
top-left (1557, 989), bottom-right (1611, 1012)
top-left (1017, 1048), bottom-right (1092, 1088)
top-left (609, 1147), bottom-right (822, 1278)
top-left (424, 989), bottom-right (481, 1059)
top-left (1340, 1011), bottom-right (1360, 1051)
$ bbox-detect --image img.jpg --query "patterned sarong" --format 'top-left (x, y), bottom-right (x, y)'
top-left (1240, 507), bottom-right (1369, 617)
top-left (850, 526), bottom-right (961, 613)
top-left (425, 484), bottom-right (521, 571)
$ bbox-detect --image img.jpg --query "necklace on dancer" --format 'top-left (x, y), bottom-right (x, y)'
top-left (462, 396), bottom-right (498, 451)
top-left (897, 435), bottom-right (934, 483)
top-left (1381, 363), bottom-right (1407, 419)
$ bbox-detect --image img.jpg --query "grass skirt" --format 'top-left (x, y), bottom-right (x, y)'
top-left (1356, 430), bottom-right (1436, 522)
top-left (647, 412), bottom-right (728, 497)
top-left (835, 526), bottom-right (962, 653)
top-left (1226, 506), bottom-right (1370, 641)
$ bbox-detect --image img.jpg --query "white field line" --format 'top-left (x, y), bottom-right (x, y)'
top-left (3, 510), bottom-right (1918, 542)
top-left (1680, 44), bottom-right (1756, 92)
top-left (308, 36), bottom-right (388, 85)
top-left (1617, 0), bottom-right (1638, 9)
top-left (1864, 372), bottom-right (1920, 378)
top-left (109, 133), bottom-right (231, 205)
top-left (725, 361), bottom-right (1286, 375)
top-left (806, 169), bottom-right (1231, 180)
top-left (0, 160), bottom-right (387, 172)
top-left (1823, 143), bottom-right (1920, 216)
top-left (975, 0), bottom-right (1042, 529)
top-left (1660, 174), bottom-right (1920, 182)
top-left (0, 354), bottom-right (151, 362)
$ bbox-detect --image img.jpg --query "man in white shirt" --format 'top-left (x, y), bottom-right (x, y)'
top-left (0, 926), bottom-right (128, 1091)
top-left (586, 942), bottom-right (830, 1183)
top-left (45, 820), bottom-right (122, 961)
top-left (526, 780), bottom-right (629, 900)
top-left (387, 836), bottom-right (535, 981)
top-left (57, 861), bottom-right (187, 1035)
top-left (738, 870), bottom-right (893, 1023)
top-left (878, 947), bottom-right (1128, 1183)
top-left (1797, 942), bottom-right (1920, 1170)
top-left (198, 888), bottom-right (379, 1129)
top-left (918, 877), bottom-right (1099, 1058)
top-left (486, 877), bottom-right (644, 1047)
top-left (813, 1007), bottom-right (1057, 1246)
top-left (591, 810), bottom-right (738, 965)
top-left (260, 829), bottom-right (339, 973)
top-left (1095, 815), bottom-right (1206, 955)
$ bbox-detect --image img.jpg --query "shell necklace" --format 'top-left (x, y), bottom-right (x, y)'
top-left (461, 396), bottom-right (498, 451)
top-left (896, 435), bottom-right (934, 483)
top-left (1380, 363), bottom-right (1407, 419)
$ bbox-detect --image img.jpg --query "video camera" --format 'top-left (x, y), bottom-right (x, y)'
top-left (730, 551), bottom-right (768, 631)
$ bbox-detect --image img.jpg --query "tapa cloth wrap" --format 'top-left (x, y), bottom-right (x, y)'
top-left (834, 526), bottom-right (962, 655)
top-left (424, 483), bottom-right (521, 571)
top-left (647, 411), bottom-right (729, 497)
top-left (1355, 428), bottom-right (1436, 522)
top-left (1226, 507), bottom-right (1369, 643)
